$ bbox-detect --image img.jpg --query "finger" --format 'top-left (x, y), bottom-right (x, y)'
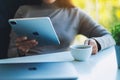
top-left (85, 39), bottom-right (95, 48)
top-left (23, 49), bottom-right (29, 53)
top-left (16, 36), bottom-right (28, 42)
top-left (17, 40), bottom-right (38, 52)
top-left (21, 46), bottom-right (29, 53)
top-left (92, 45), bottom-right (98, 54)
top-left (30, 40), bottom-right (38, 44)
top-left (16, 40), bottom-right (38, 47)
top-left (22, 48), bottom-right (29, 53)
top-left (87, 39), bottom-right (98, 54)
top-left (84, 39), bottom-right (90, 45)
top-left (26, 40), bottom-right (38, 48)
top-left (92, 49), bottom-right (97, 55)
top-left (18, 46), bottom-right (30, 53)
top-left (24, 40), bottom-right (38, 47)
top-left (18, 46), bottom-right (25, 52)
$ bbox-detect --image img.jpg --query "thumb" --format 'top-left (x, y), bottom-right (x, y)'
top-left (84, 39), bottom-right (90, 45)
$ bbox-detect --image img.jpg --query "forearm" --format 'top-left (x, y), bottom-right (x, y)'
top-left (78, 10), bottom-right (115, 50)
top-left (94, 34), bottom-right (116, 50)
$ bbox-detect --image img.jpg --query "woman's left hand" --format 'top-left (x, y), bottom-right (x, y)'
top-left (84, 39), bottom-right (98, 55)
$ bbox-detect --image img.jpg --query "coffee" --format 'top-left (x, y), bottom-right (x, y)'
top-left (74, 46), bottom-right (90, 49)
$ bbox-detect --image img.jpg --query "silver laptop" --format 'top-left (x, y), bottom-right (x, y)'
top-left (0, 52), bottom-right (78, 80)
top-left (0, 62), bottom-right (78, 80)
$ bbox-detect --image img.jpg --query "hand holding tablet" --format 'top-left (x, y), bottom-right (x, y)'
top-left (9, 17), bottom-right (60, 47)
top-left (8, 17), bottom-right (60, 53)
top-left (15, 36), bottom-right (38, 53)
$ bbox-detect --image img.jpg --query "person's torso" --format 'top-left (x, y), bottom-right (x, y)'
top-left (15, 5), bottom-right (82, 54)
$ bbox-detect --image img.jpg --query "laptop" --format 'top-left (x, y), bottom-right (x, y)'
top-left (0, 62), bottom-right (78, 80)
top-left (8, 17), bottom-right (60, 46)
top-left (0, 52), bottom-right (78, 80)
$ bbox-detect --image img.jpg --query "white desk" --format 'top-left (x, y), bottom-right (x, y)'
top-left (0, 46), bottom-right (119, 80)
top-left (72, 46), bottom-right (119, 80)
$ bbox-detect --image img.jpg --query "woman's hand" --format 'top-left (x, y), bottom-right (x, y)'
top-left (16, 36), bottom-right (38, 53)
top-left (84, 39), bottom-right (98, 55)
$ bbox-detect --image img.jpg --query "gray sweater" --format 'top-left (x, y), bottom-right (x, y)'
top-left (8, 4), bottom-right (115, 57)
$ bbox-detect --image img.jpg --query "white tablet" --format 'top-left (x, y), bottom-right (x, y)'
top-left (8, 17), bottom-right (60, 46)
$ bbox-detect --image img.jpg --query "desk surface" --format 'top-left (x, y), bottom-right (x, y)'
top-left (0, 46), bottom-right (119, 80)
top-left (72, 46), bottom-right (119, 80)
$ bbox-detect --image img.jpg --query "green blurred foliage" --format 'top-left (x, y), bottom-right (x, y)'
top-left (111, 24), bottom-right (120, 45)
top-left (72, 0), bottom-right (120, 31)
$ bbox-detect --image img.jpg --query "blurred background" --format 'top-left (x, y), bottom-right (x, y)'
top-left (72, 0), bottom-right (120, 45)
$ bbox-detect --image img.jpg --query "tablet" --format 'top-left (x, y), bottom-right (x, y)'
top-left (8, 17), bottom-right (60, 46)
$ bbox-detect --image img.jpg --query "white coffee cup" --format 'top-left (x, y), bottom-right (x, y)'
top-left (70, 45), bottom-right (92, 61)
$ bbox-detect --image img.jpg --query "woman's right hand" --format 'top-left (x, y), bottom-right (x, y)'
top-left (16, 36), bottom-right (38, 53)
